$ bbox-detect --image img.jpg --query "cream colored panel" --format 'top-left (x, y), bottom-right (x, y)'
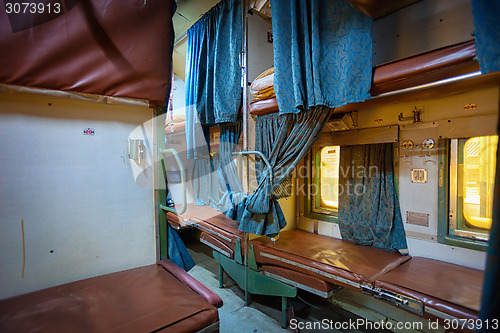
top-left (315, 126), bottom-right (398, 147)
top-left (0, 91), bottom-right (155, 299)
top-left (438, 115), bottom-right (498, 139)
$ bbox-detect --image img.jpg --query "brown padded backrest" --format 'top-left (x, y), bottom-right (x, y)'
top-left (201, 232), bottom-right (235, 258)
top-left (261, 265), bottom-right (335, 294)
top-left (0, 263), bottom-right (218, 333)
top-left (167, 204), bottom-right (243, 238)
top-left (375, 257), bottom-right (484, 313)
top-left (251, 230), bottom-right (410, 284)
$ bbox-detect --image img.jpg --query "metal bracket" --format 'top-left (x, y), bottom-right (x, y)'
top-left (248, 244), bottom-right (258, 271)
top-left (234, 238), bottom-right (243, 265)
top-left (127, 139), bottom-right (144, 164)
top-left (399, 107), bottom-right (422, 123)
top-left (361, 283), bottom-right (424, 315)
top-left (213, 249), bottom-right (296, 328)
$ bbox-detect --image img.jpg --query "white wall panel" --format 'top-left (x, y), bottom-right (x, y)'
top-left (0, 91), bottom-right (155, 299)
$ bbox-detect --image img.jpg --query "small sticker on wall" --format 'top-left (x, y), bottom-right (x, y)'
top-left (464, 103), bottom-right (477, 110)
top-left (83, 128), bottom-right (95, 136)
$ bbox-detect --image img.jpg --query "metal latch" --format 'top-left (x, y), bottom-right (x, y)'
top-left (361, 283), bottom-right (424, 315)
top-left (399, 106), bottom-right (422, 123)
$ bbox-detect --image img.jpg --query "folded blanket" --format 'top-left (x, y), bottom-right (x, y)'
top-left (250, 68), bottom-right (274, 96)
top-left (252, 85), bottom-right (275, 101)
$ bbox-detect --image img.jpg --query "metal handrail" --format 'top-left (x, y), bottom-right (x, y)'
top-left (232, 150), bottom-right (273, 185)
top-left (159, 148), bottom-right (187, 215)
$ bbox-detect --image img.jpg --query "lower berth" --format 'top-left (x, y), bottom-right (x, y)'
top-left (250, 230), bottom-right (484, 330)
top-left (166, 203), bottom-right (243, 259)
top-left (0, 259), bottom-right (222, 333)
top-left (166, 205), bottom-right (484, 330)
top-left (374, 257), bottom-right (483, 323)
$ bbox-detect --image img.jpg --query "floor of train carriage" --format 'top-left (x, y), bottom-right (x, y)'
top-left (180, 230), bottom-right (392, 333)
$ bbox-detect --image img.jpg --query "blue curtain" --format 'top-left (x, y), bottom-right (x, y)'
top-left (191, 157), bottom-right (222, 210)
top-left (229, 0), bottom-right (373, 236)
top-left (218, 121), bottom-right (246, 212)
top-left (233, 107), bottom-right (331, 236)
top-left (471, 0), bottom-right (500, 74)
top-left (191, 121), bottom-right (245, 212)
top-left (271, 0), bottom-right (372, 114)
top-left (190, 124), bottom-right (222, 209)
top-left (478, 118), bottom-right (500, 327)
top-left (185, 0), bottom-right (242, 158)
top-left (167, 224), bottom-right (195, 271)
top-left (338, 144), bottom-right (408, 254)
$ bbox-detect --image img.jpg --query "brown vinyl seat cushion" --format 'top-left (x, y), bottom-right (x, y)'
top-left (249, 97), bottom-right (279, 116)
top-left (374, 257), bottom-right (484, 320)
top-left (201, 231), bottom-right (236, 259)
top-left (0, 260), bottom-right (220, 333)
top-left (250, 229), bottom-right (410, 289)
top-left (261, 265), bottom-right (336, 296)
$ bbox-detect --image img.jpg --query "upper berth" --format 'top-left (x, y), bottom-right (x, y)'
top-left (249, 40), bottom-right (479, 117)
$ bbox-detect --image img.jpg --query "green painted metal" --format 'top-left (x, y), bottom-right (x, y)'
top-left (218, 264), bottom-right (224, 288)
top-left (248, 244), bottom-right (258, 271)
top-left (234, 238), bottom-right (243, 265)
top-left (437, 139), bottom-right (449, 246)
top-left (156, 107), bottom-right (168, 260)
top-left (303, 151), bottom-right (339, 224)
top-left (213, 251), bottom-right (296, 298)
top-left (281, 297), bottom-right (287, 328)
top-left (437, 139), bottom-right (487, 251)
top-left (159, 148), bottom-right (187, 215)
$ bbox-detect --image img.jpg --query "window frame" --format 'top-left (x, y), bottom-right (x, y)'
top-left (304, 148), bottom-right (339, 223)
top-left (438, 139), bottom-right (490, 251)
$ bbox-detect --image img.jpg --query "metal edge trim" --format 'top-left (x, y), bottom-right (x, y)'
top-left (200, 238), bottom-right (231, 258)
top-left (264, 271), bottom-right (332, 298)
top-left (196, 224), bottom-right (233, 243)
top-left (259, 252), bottom-right (360, 289)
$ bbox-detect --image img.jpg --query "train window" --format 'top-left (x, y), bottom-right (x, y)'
top-left (311, 146), bottom-right (340, 217)
top-left (441, 135), bottom-right (497, 248)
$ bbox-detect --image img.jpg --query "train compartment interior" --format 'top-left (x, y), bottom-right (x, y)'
top-left (1, 0), bottom-right (499, 332)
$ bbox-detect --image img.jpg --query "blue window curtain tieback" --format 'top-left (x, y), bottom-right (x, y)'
top-left (236, 107), bottom-right (332, 236)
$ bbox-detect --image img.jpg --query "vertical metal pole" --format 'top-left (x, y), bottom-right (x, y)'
top-left (281, 296), bottom-right (288, 328)
top-left (242, 0), bottom-right (248, 156)
top-left (154, 106), bottom-right (168, 260)
top-left (218, 264), bottom-right (224, 288)
top-left (241, 0), bottom-right (251, 307)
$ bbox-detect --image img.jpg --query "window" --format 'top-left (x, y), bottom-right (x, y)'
top-left (462, 136), bottom-right (497, 230)
top-left (310, 146), bottom-right (340, 218)
top-left (440, 135), bottom-right (497, 249)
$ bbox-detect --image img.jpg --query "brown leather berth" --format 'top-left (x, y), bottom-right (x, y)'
top-left (0, 260), bottom-right (222, 333)
top-left (166, 203), bottom-right (243, 257)
top-left (250, 229), bottom-right (411, 290)
top-left (249, 40), bottom-right (478, 117)
top-left (261, 265), bottom-right (338, 298)
top-left (166, 206), bottom-right (484, 327)
top-left (201, 231), bottom-right (237, 259)
top-left (374, 257), bottom-right (483, 323)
